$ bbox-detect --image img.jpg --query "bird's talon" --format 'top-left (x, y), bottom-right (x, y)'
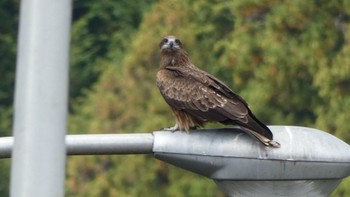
top-left (163, 124), bottom-right (179, 132)
top-left (269, 140), bottom-right (281, 148)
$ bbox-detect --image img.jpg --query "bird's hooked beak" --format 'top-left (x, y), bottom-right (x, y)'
top-left (169, 41), bottom-right (174, 48)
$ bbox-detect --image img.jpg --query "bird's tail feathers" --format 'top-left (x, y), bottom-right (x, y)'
top-left (246, 115), bottom-right (273, 139)
top-left (240, 127), bottom-right (280, 148)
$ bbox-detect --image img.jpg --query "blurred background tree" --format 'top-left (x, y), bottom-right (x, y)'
top-left (1, 0), bottom-right (350, 196)
top-left (0, 0), bottom-right (18, 195)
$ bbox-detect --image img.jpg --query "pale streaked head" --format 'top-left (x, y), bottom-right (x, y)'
top-left (159, 35), bottom-right (183, 51)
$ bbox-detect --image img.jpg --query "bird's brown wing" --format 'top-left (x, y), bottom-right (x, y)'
top-left (197, 68), bottom-right (274, 140)
top-left (157, 65), bottom-right (273, 140)
top-left (157, 66), bottom-right (243, 120)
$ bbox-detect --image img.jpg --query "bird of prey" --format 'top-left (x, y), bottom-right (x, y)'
top-left (156, 35), bottom-right (280, 147)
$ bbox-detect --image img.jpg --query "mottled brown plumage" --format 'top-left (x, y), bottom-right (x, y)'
top-left (157, 35), bottom-right (280, 147)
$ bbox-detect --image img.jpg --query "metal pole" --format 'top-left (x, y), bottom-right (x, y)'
top-left (0, 134), bottom-right (154, 159)
top-left (0, 137), bottom-right (13, 158)
top-left (66, 134), bottom-right (154, 155)
top-left (10, 0), bottom-right (71, 196)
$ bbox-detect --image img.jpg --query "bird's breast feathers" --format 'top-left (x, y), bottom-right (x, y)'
top-left (157, 68), bottom-right (230, 111)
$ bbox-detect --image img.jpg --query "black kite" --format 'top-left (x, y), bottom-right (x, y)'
top-left (157, 35), bottom-right (280, 147)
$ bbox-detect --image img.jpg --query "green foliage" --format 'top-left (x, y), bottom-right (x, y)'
top-left (0, 0), bottom-right (18, 136)
top-left (70, 0), bottom-right (156, 103)
top-left (0, 160), bottom-right (10, 196)
top-left (0, 0), bottom-right (18, 196)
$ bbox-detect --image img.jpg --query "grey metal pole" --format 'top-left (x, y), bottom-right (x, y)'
top-left (0, 134), bottom-right (154, 158)
top-left (10, 0), bottom-right (71, 196)
top-left (66, 134), bottom-right (154, 155)
top-left (0, 137), bottom-right (13, 158)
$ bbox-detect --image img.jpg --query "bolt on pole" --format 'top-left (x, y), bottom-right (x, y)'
top-left (10, 0), bottom-right (72, 196)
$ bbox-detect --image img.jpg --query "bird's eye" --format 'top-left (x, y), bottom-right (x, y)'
top-left (175, 39), bottom-right (180, 44)
top-left (159, 38), bottom-right (169, 48)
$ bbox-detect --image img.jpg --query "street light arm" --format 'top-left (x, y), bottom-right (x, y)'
top-left (0, 133), bottom-right (154, 159)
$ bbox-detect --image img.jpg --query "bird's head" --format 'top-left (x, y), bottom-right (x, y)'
top-left (159, 35), bottom-right (183, 52)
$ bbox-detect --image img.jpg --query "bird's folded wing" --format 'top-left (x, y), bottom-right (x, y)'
top-left (157, 66), bottom-right (249, 123)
